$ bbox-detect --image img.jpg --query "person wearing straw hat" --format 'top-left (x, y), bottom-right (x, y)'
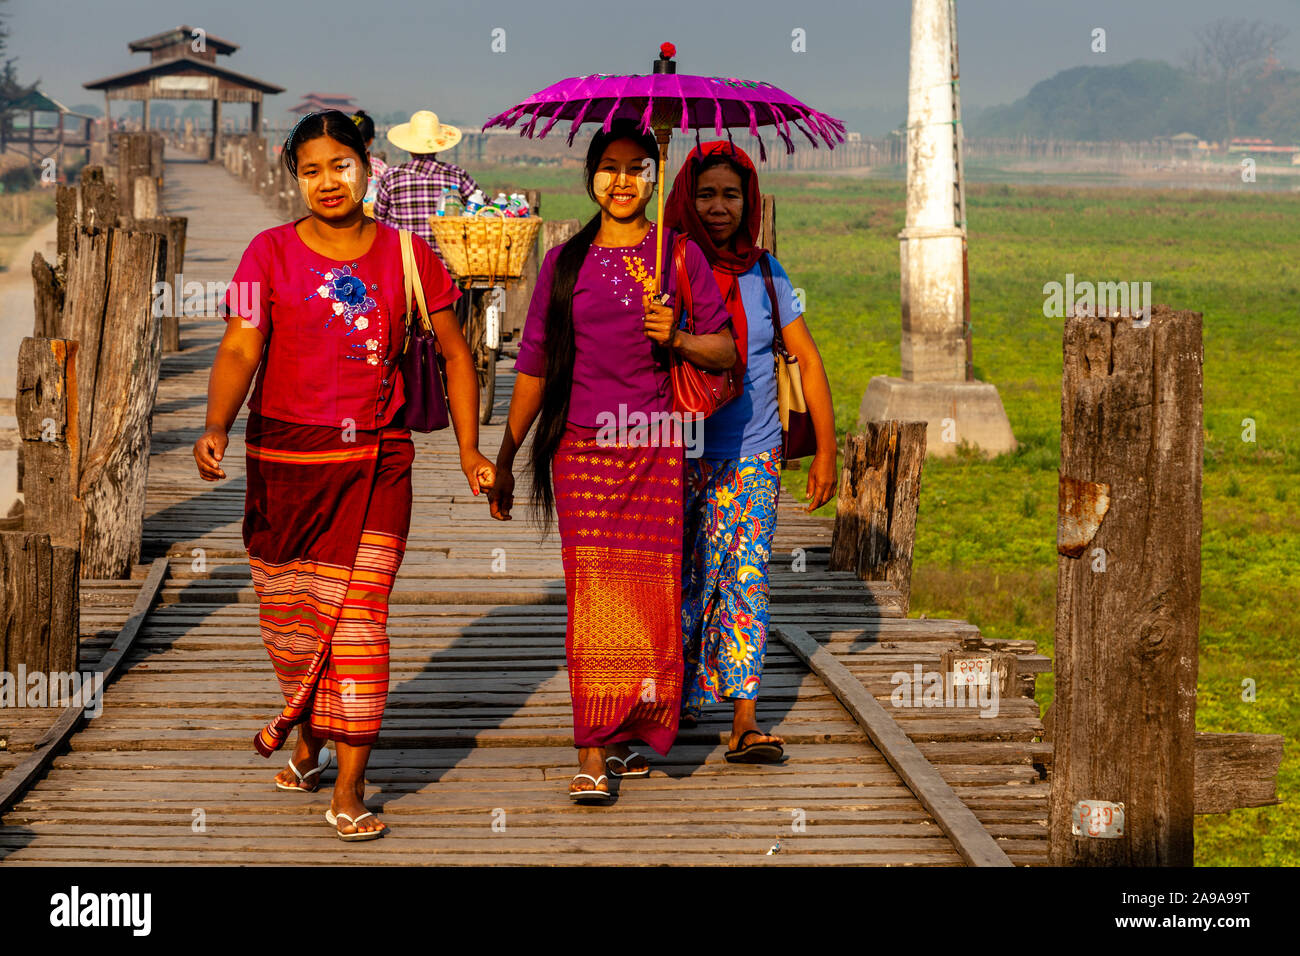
top-left (374, 110), bottom-right (484, 268)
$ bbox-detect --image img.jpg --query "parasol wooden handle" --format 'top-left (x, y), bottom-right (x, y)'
top-left (653, 127), bottom-right (671, 295)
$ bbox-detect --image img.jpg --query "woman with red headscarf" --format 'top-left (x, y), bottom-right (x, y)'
top-left (665, 141), bottom-right (838, 763)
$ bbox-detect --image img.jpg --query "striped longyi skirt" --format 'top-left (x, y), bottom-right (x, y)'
top-left (242, 412), bottom-right (413, 757)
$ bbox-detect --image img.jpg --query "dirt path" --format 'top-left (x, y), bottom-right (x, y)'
top-left (0, 217), bottom-right (58, 515)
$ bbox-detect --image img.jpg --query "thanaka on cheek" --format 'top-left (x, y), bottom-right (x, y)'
top-left (338, 160), bottom-right (366, 203)
top-left (593, 171), bottom-right (654, 202)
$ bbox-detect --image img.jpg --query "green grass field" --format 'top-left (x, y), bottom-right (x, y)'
top-left (482, 160), bottom-right (1299, 866)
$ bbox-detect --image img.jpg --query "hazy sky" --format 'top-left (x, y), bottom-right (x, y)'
top-left (10, 0), bottom-right (1300, 134)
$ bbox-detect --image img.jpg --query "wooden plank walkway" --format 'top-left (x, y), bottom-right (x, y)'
top-left (0, 151), bottom-right (1050, 865)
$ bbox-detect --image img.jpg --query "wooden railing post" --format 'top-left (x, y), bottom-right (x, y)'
top-left (75, 228), bottom-right (166, 579)
top-left (133, 215), bottom-right (188, 352)
top-left (539, 219), bottom-right (581, 257)
top-left (0, 531), bottom-right (79, 676)
top-left (16, 338), bottom-right (79, 552)
top-left (20, 165), bottom-right (166, 579)
top-left (111, 132), bottom-right (156, 222)
top-left (1049, 305), bottom-right (1202, 865)
top-left (77, 166), bottom-right (120, 232)
top-left (828, 421), bottom-right (927, 613)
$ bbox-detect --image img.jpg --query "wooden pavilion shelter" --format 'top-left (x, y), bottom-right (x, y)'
top-left (83, 25), bottom-right (283, 161)
top-left (288, 93), bottom-right (359, 115)
top-left (0, 88), bottom-right (95, 166)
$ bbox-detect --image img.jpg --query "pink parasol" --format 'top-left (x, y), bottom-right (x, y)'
top-left (483, 43), bottom-right (846, 290)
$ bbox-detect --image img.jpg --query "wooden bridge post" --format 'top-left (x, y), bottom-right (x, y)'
top-left (0, 531), bottom-right (79, 676)
top-left (1049, 305), bottom-right (1202, 865)
top-left (31, 252), bottom-right (64, 341)
top-left (77, 166), bottom-right (120, 232)
top-left (828, 421), bottom-right (927, 614)
top-left (21, 206), bottom-right (166, 579)
top-left (111, 132), bottom-right (157, 222)
top-left (16, 338), bottom-right (80, 552)
top-left (75, 228), bottom-right (166, 579)
top-left (132, 215), bottom-right (188, 352)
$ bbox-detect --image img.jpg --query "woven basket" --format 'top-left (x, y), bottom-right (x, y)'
top-left (428, 207), bottom-right (542, 282)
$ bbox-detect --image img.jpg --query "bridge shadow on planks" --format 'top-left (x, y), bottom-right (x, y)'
top-left (372, 569), bottom-right (801, 817)
top-left (158, 342), bottom-right (219, 382)
top-left (0, 826), bottom-right (36, 862)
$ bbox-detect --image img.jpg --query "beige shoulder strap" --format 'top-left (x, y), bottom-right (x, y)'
top-left (399, 229), bottom-right (433, 333)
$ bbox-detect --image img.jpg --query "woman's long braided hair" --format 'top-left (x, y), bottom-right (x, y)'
top-left (528, 120), bottom-right (659, 535)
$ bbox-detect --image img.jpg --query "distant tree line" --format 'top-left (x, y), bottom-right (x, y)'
top-left (972, 19), bottom-right (1298, 144)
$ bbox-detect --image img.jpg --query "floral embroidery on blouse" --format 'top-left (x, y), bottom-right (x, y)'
top-left (590, 227), bottom-right (656, 308)
top-left (623, 256), bottom-right (656, 300)
top-left (304, 265), bottom-right (384, 363)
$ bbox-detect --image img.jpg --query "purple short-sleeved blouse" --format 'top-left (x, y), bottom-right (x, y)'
top-left (513, 223), bottom-right (734, 427)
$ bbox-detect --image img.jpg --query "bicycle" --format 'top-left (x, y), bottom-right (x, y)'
top-left (456, 278), bottom-right (504, 425)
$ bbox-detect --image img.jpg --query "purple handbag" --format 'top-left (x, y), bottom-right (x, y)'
top-left (398, 229), bottom-right (450, 432)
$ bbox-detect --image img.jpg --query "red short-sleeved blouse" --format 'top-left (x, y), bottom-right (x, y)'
top-left (223, 220), bottom-right (460, 430)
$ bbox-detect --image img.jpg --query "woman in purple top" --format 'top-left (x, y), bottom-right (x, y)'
top-left (488, 121), bottom-right (737, 803)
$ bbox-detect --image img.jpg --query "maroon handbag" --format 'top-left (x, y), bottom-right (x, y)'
top-left (398, 229), bottom-right (451, 432)
top-left (669, 235), bottom-right (741, 417)
top-left (760, 254), bottom-right (818, 460)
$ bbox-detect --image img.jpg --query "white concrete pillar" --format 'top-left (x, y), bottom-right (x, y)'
top-left (860, 0), bottom-right (1016, 457)
top-left (899, 0), bottom-right (965, 383)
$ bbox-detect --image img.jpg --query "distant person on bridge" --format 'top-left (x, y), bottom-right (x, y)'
top-left (373, 110), bottom-right (483, 270)
top-left (350, 109), bottom-right (389, 208)
top-left (664, 141), bottom-right (838, 764)
top-left (193, 109), bottom-right (495, 842)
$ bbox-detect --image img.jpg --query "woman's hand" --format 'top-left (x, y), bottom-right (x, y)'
top-left (460, 448), bottom-right (495, 496)
top-left (803, 448), bottom-right (838, 513)
top-left (194, 428), bottom-right (229, 481)
top-left (488, 467), bottom-right (515, 521)
top-left (642, 292), bottom-right (678, 347)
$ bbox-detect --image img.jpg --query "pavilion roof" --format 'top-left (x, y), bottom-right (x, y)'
top-left (84, 54), bottom-right (284, 94)
top-left (128, 25), bottom-right (239, 55)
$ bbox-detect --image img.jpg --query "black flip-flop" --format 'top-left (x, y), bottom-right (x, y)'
top-left (725, 729), bottom-right (784, 764)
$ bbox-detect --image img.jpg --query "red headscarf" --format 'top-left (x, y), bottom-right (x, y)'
top-left (664, 141), bottom-right (764, 380)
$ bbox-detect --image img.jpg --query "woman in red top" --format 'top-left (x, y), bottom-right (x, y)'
top-left (193, 110), bottom-right (494, 841)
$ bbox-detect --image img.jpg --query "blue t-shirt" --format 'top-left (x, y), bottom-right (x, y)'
top-left (702, 255), bottom-right (802, 460)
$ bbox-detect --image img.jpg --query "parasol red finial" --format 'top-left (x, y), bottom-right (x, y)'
top-left (654, 42), bottom-right (677, 74)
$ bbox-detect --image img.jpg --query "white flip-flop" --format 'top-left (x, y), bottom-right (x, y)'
top-left (605, 752), bottom-right (650, 778)
top-left (568, 773), bottom-right (611, 803)
top-left (325, 807), bottom-right (387, 842)
top-left (275, 748), bottom-right (332, 792)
